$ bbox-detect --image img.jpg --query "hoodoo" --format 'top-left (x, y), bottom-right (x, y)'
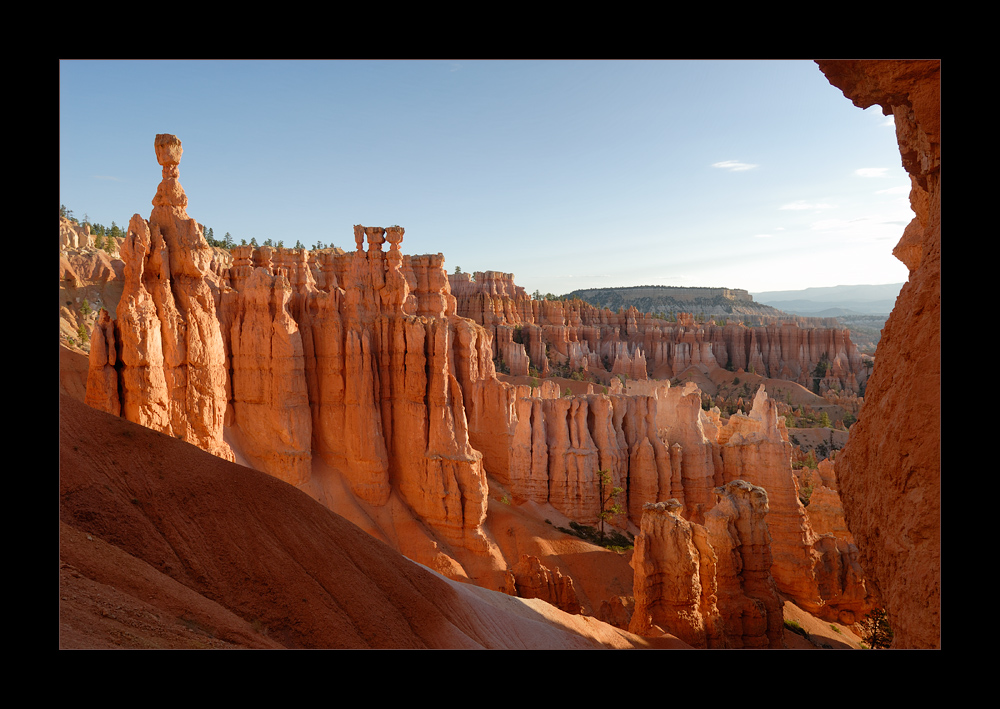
top-left (77, 126), bottom-right (889, 648)
top-left (86, 134), bottom-right (233, 463)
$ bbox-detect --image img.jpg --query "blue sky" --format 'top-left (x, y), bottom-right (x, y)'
top-left (60, 59), bottom-right (912, 296)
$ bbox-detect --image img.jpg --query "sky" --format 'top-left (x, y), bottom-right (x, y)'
top-left (59, 59), bottom-right (912, 296)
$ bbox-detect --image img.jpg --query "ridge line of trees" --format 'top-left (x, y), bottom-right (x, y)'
top-left (63, 206), bottom-right (338, 253)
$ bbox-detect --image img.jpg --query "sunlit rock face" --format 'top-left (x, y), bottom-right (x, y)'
top-left (449, 271), bottom-right (869, 394)
top-left (87, 134), bottom-right (233, 462)
top-left (629, 499), bottom-right (727, 648)
top-left (84, 130), bottom-right (887, 628)
top-left (819, 59), bottom-right (940, 649)
top-left (511, 554), bottom-right (582, 614)
top-left (85, 137), bottom-right (498, 561)
top-left (630, 482), bottom-right (786, 649)
top-left (703, 481), bottom-right (785, 649)
top-left (227, 267), bottom-right (312, 486)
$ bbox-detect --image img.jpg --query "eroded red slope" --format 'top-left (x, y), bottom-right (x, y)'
top-left (59, 394), bottom-right (660, 649)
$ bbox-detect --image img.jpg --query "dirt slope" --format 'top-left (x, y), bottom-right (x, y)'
top-left (59, 394), bottom-right (664, 649)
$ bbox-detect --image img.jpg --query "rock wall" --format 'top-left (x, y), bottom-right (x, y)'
top-left (87, 135), bottom-right (507, 583)
top-left (511, 555), bottom-right (582, 614)
top-left (819, 59), bottom-right (941, 649)
top-left (629, 499), bottom-right (727, 648)
top-left (630, 482), bottom-right (786, 649)
top-left (85, 132), bottom-right (879, 631)
top-left (226, 227), bottom-right (498, 558)
top-left (703, 481), bottom-right (785, 648)
top-left (449, 271), bottom-right (866, 393)
top-left (476, 370), bottom-right (871, 624)
top-left (60, 216), bottom-right (92, 250)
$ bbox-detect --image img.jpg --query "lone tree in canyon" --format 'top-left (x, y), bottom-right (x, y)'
top-left (597, 469), bottom-right (624, 544)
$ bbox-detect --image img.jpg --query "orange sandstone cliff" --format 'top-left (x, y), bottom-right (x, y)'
top-left (59, 394), bottom-right (662, 649)
top-left (818, 59), bottom-right (941, 649)
top-left (81, 132), bottom-right (874, 642)
top-left (450, 270), bottom-right (867, 395)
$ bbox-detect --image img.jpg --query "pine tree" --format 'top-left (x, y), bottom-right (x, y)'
top-left (597, 469), bottom-right (624, 544)
top-left (859, 609), bottom-right (893, 649)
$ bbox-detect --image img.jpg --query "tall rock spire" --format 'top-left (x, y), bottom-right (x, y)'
top-left (87, 134), bottom-right (233, 462)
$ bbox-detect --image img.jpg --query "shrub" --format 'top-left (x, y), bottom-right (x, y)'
top-left (784, 619), bottom-right (810, 640)
top-left (557, 520), bottom-right (634, 551)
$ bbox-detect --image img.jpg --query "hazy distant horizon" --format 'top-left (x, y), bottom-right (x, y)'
top-left (60, 59), bottom-right (912, 295)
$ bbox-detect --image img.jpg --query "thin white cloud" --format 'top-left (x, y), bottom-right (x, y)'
top-left (856, 167), bottom-right (890, 178)
top-left (882, 115), bottom-right (895, 127)
top-left (779, 200), bottom-right (835, 211)
top-left (754, 234), bottom-right (773, 238)
top-left (712, 160), bottom-right (758, 172)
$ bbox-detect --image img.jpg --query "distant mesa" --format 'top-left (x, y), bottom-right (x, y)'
top-left (61, 80), bottom-right (939, 650)
top-left (565, 285), bottom-right (786, 323)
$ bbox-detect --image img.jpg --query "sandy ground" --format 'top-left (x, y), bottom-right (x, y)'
top-left (59, 393), bottom-right (668, 649)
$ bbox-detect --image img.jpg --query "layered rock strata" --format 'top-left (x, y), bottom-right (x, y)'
top-left (85, 132), bottom-right (881, 630)
top-left (485, 376), bottom-right (872, 623)
top-left (86, 135), bottom-right (506, 577)
top-left (224, 227), bottom-right (497, 557)
top-left (449, 271), bottom-right (866, 394)
top-left (820, 59), bottom-right (941, 649)
top-left (226, 267), bottom-right (312, 486)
